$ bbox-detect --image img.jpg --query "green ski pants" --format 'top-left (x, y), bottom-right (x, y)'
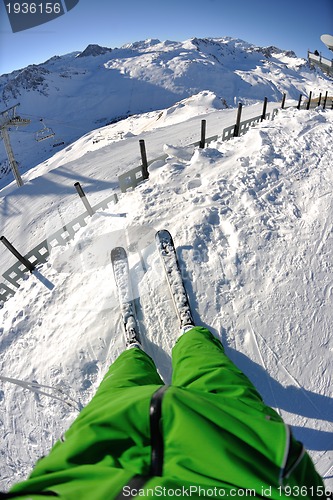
top-left (92, 326), bottom-right (264, 405)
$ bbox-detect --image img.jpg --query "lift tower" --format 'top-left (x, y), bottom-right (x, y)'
top-left (0, 104), bottom-right (30, 187)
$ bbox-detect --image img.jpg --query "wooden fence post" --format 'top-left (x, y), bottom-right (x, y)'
top-left (74, 182), bottom-right (94, 216)
top-left (234, 103), bottom-right (243, 137)
top-left (261, 97), bottom-right (268, 121)
top-left (297, 94), bottom-right (303, 110)
top-left (306, 91), bottom-right (312, 110)
top-left (281, 93), bottom-right (286, 109)
top-left (200, 120), bottom-right (206, 148)
top-left (139, 140), bottom-right (149, 180)
top-left (0, 236), bottom-right (35, 272)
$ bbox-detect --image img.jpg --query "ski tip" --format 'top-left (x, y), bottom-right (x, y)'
top-left (155, 229), bottom-right (172, 240)
top-left (111, 247), bottom-right (127, 261)
top-left (156, 229), bottom-right (171, 235)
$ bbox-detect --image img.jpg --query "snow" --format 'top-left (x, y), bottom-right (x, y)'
top-left (0, 101), bottom-right (332, 491)
top-left (0, 37), bottom-right (333, 492)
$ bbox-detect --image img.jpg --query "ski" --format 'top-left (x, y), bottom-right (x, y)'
top-left (155, 229), bottom-right (194, 329)
top-left (111, 247), bottom-right (141, 347)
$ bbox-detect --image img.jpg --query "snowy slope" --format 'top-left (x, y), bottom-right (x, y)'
top-left (0, 101), bottom-right (332, 491)
top-left (0, 36), bottom-right (331, 179)
top-left (0, 95), bottom-right (284, 274)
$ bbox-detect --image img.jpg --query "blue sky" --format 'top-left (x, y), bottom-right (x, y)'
top-left (0, 0), bottom-right (332, 75)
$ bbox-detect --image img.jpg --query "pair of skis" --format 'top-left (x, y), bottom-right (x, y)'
top-left (111, 229), bottom-right (194, 347)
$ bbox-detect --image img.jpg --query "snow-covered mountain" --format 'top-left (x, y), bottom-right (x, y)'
top-left (0, 37), bottom-right (331, 182)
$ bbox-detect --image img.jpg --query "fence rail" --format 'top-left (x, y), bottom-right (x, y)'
top-left (0, 192), bottom-right (118, 302)
top-left (1, 89), bottom-right (331, 303)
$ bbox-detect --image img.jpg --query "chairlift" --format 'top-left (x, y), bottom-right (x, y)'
top-left (52, 137), bottom-right (65, 148)
top-left (35, 119), bottom-right (55, 142)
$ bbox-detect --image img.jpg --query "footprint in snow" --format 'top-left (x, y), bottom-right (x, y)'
top-left (81, 360), bottom-right (99, 391)
top-left (187, 175), bottom-right (202, 190)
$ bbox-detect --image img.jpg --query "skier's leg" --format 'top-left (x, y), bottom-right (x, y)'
top-left (63, 348), bottom-right (164, 437)
top-left (33, 348), bottom-right (164, 478)
top-left (97, 347), bottom-right (164, 392)
top-left (171, 326), bottom-right (263, 406)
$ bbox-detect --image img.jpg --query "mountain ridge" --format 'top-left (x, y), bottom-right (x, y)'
top-left (0, 36), bottom-right (331, 183)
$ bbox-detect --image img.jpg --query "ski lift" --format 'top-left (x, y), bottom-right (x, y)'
top-left (35, 119), bottom-right (55, 142)
top-left (52, 137), bottom-right (65, 148)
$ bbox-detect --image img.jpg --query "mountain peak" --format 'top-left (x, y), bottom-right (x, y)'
top-left (77, 44), bottom-right (112, 58)
top-left (121, 39), bottom-right (161, 50)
